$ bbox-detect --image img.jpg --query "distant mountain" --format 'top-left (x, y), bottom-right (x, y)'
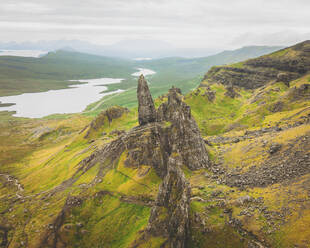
top-left (0, 44), bottom-right (283, 98)
top-left (0, 39), bottom-right (276, 58)
top-left (0, 50), bottom-right (135, 96)
top-left (139, 45), bottom-right (284, 79)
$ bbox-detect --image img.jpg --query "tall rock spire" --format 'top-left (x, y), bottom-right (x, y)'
top-left (137, 74), bottom-right (156, 125)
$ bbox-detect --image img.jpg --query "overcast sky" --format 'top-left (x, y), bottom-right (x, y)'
top-left (0, 0), bottom-right (309, 49)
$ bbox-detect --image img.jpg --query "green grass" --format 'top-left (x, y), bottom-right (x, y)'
top-left (68, 194), bottom-right (150, 248)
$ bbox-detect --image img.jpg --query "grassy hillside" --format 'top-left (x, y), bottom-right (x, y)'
top-left (0, 51), bottom-right (136, 96)
top-left (0, 41), bottom-right (309, 247)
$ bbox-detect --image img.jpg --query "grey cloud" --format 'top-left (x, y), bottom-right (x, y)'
top-left (0, 0), bottom-right (309, 49)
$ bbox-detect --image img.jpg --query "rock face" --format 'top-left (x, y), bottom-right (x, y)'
top-left (137, 75), bottom-right (156, 125)
top-left (127, 84), bottom-right (208, 247)
top-left (224, 82), bottom-right (240, 98)
top-left (130, 86), bottom-right (209, 247)
top-left (202, 40), bottom-right (310, 89)
top-left (157, 87), bottom-right (209, 170)
top-left (124, 86), bottom-right (209, 179)
top-left (202, 86), bottom-right (216, 102)
top-left (146, 155), bottom-right (191, 248)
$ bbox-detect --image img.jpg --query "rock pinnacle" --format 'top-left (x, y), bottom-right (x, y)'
top-left (137, 74), bottom-right (156, 125)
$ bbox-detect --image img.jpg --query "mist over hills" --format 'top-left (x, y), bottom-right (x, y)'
top-left (0, 43), bottom-right (283, 100)
top-left (0, 39), bottom-right (283, 59)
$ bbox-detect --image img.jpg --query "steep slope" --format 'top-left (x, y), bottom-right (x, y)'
top-left (202, 40), bottom-right (310, 89)
top-left (184, 40), bottom-right (310, 247)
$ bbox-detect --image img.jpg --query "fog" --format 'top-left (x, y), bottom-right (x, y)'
top-left (0, 0), bottom-right (309, 51)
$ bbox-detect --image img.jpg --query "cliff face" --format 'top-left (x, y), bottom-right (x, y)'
top-left (157, 87), bottom-right (209, 170)
top-left (202, 40), bottom-right (310, 89)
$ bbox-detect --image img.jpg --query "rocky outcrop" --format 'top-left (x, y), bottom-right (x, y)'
top-left (85, 106), bottom-right (129, 138)
top-left (130, 86), bottom-right (208, 247)
top-left (157, 87), bottom-right (209, 170)
top-left (137, 75), bottom-right (156, 125)
top-left (224, 134), bottom-right (310, 188)
top-left (78, 81), bottom-right (208, 248)
top-left (45, 79), bottom-right (210, 248)
top-left (287, 83), bottom-right (310, 101)
top-left (245, 40), bottom-right (310, 74)
top-left (123, 123), bottom-right (170, 178)
top-left (145, 155), bottom-right (191, 248)
top-left (202, 65), bottom-right (278, 89)
top-left (202, 86), bottom-right (216, 102)
top-left (122, 86), bottom-right (209, 179)
top-left (224, 82), bottom-right (240, 98)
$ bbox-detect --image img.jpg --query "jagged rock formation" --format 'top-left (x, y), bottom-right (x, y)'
top-left (130, 87), bottom-right (209, 247)
top-left (137, 75), bottom-right (156, 125)
top-left (202, 40), bottom-right (310, 89)
top-left (81, 82), bottom-right (209, 248)
top-left (143, 155), bottom-right (191, 248)
top-left (157, 87), bottom-right (209, 170)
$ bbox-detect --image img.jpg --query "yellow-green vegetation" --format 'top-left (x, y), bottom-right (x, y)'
top-left (0, 105), bottom-right (162, 247)
top-left (0, 42), bottom-right (309, 247)
top-left (189, 73), bottom-right (309, 137)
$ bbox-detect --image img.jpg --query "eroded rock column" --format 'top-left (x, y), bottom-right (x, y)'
top-left (137, 75), bottom-right (156, 125)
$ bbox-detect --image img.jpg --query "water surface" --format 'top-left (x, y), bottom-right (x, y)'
top-left (0, 78), bottom-right (124, 118)
top-left (0, 68), bottom-right (155, 118)
top-left (131, 68), bottom-right (156, 77)
top-left (0, 50), bottom-right (47, 58)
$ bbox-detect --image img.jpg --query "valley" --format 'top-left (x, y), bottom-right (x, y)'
top-left (0, 46), bottom-right (281, 117)
top-left (0, 67), bottom-right (156, 118)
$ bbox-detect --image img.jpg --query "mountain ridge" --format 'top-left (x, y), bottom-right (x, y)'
top-left (0, 39), bottom-right (282, 59)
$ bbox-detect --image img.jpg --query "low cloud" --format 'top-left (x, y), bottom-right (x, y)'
top-left (0, 0), bottom-right (309, 49)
